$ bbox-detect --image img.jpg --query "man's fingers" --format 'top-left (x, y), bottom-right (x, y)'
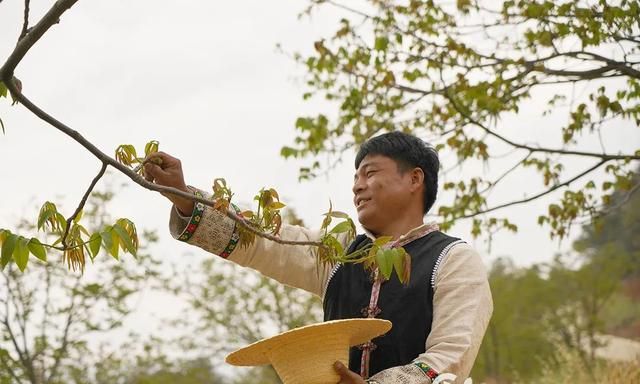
top-left (147, 151), bottom-right (178, 169)
top-left (334, 361), bottom-right (348, 375)
top-left (334, 361), bottom-right (363, 383)
top-left (144, 163), bottom-right (170, 182)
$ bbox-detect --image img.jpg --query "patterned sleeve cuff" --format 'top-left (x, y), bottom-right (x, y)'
top-left (413, 361), bottom-right (439, 381)
top-left (175, 189), bottom-right (207, 242)
top-left (368, 362), bottom-right (438, 384)
top-left (168, 187), bottom-right (241, 258)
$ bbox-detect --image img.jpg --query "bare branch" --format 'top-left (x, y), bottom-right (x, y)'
top-left (442, 89), bottom-right (640, 161)
top-left (2, 273), bottom-right (35, 383)
top-left (481, 151), bottom-right (533, 195)
top-left (532, 63), bottom-right (640, 81)
top-left (46, 274), bottom-right (81, 383)
top-left (37, 264), bottom-right (53, 383)
top-left (0, 0), bottom-right (79, 80)
top-left (19, 0), bottom-right (31, 41)
top-left (60, 162), bottom-right (108, 248)
top-left (3, 82), bottom-right (326, 250)
top-left (571, 181), bottom-right (640, 226)
top-left (12, 280), bottom-right (36, 380)
top-left (459, 160), bottom-right (608, 219)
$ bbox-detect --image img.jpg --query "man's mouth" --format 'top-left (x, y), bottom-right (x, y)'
top-left (356, 198), bottom-right (371, 208)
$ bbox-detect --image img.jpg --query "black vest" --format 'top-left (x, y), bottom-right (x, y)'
top-left (323, 231), bottom-right (461, 376)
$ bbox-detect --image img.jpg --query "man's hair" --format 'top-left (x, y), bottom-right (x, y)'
top-left (355, 131), bottom-right (439, 215)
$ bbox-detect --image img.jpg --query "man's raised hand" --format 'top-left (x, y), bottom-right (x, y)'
top-left (143, 152), bottom-right (194, 215)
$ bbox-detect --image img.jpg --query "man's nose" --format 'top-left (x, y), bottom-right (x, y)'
top-left (352, 178), bottom-right (365, 195)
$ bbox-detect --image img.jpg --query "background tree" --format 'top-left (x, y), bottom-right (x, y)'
top-left (283, 0), bottom-right (640, 239)
top-left (473, 258), bottom-right (558, 382)
top-left (0, 190), bottom-right (161, 384)
top-left (90, 338), bottom-right (226, 384)
top-left (473, 180), bottom-right (640, 383)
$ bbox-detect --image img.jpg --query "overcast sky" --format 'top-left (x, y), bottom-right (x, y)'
top-left (1, 0), bottom-right (639, 373)
top-left (2, 0), bottom-right (639, 271)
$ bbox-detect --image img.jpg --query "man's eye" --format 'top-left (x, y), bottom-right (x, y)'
top-left (366, 170), bottom-right (376, 177)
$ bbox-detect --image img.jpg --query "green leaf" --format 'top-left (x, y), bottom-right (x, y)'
top-left (373, 236), bottom-right (393, 247)
top-left (13, 237), bottom-right (29, 272)
top-left (1, 233), bottom-right (17, 269)
top-left (37, 201), bottom-right (57, 231)
top-left (375, 249), bottom-right (394, 280)
top-left (374, 36), bottom-right (389, 51)
top-left (112, 222), bottom-right (136, 256)
top-left (391, 248), bottom-right (411, 284)
top-left (55, 212), bottom-right (68, 233)
top-left (0, 81), bottom-right (7, 98)
top-left (329, 220), bottom-right (353, 234)
top-left (73, 209), bottom-right (84, 223)
top-left (391, 249), bottom-right (403, 280)
top-left (324, 234), bottom-right (344, 259)
top-left (268, 201), bottom-right (286, 210)
top-left (37, 211), bottom-right (51, 231)
top-left (101, 228), bottom-right (118, 260)
top-left (144, 140), bottom-right (159, 156)
top-left (88, 233), bottom-right (102, 258)
top-left (280, 146), bottom-right (297, 158)
top-left (328, 211), bottom-right (350, 219)
top-left (85, 283), bottom-right (102, 295)
top-left (27, 238), bottom-right (47, 262)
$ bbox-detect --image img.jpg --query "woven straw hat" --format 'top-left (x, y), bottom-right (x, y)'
top-left (226, 318), bottom-right (392, 384)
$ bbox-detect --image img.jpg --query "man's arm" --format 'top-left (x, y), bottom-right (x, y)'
top-left (367, 243), bottom-right (493, 384)
top-left (168, 189), bottom-right (334, 296)
top-left (145, 151), bottom-right (336, 297)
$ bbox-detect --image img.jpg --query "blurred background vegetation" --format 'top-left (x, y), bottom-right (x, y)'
top-left (1, 180), bottom-right (638, 383)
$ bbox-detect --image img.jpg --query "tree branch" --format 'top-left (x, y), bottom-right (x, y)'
top-left (533, 63), bottom-right (640, 81)
top-left (12, 280), bottom-right (36, 381)
top-left (481, 151), bottom-right (533, 195)
top-left (459, 160), bottom-right (608, 218)
top-left (37, 264), bottom-right (53, 383)
top-left (19, 0), bottom-right (31, 41)
top-left (46, 274), bottom-right (81, 383)
top-left (0, 0), bottom-right (79, 80)
top-left (2, 272), bottom-right (35, 383)
top-left (442, 89), bottom-right (640, 161)
top-left (60, 162), bottom-right (107, 248)
top-left (0, 0), bottom-right (321, 251)
top-left (4, 81), bottom-right (326, 250)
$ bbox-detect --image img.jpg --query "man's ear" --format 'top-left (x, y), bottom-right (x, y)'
top-left (410, 167), bottom-right (425, 192)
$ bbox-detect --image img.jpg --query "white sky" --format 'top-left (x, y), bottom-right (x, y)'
top-left (1, 0), bottom-right (639, 375)
top-left (1, 0), bottom-right (639, 271)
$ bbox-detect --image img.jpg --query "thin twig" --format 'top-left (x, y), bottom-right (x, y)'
top-left (458, 160), bottom-right (608, 218)
top-left (2, 273), bottom-right (36, 383)
top-left (481, 151), bottom-right (533, 195)
top-left (38, 264), bottom-right (52, 383)
top-left (60, 162), bottom-right (107, 248)
top-left (442, 89), bottom-right (640, 161)
top-left (0, 0), bottom-right (79, 80)
top-left (46, 274), bottom-right (81, 383)
top-left (19, 0), bottom-right (31, 41)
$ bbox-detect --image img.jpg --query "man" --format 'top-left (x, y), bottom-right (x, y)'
top-left (144, 132), bottom-right (493, 384)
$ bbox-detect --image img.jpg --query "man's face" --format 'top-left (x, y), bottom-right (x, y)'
top-left (352, 154), bottom-right (419, 235)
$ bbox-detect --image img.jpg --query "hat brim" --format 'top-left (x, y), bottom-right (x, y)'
top-left (226, 318), bottom-right (392, 366)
